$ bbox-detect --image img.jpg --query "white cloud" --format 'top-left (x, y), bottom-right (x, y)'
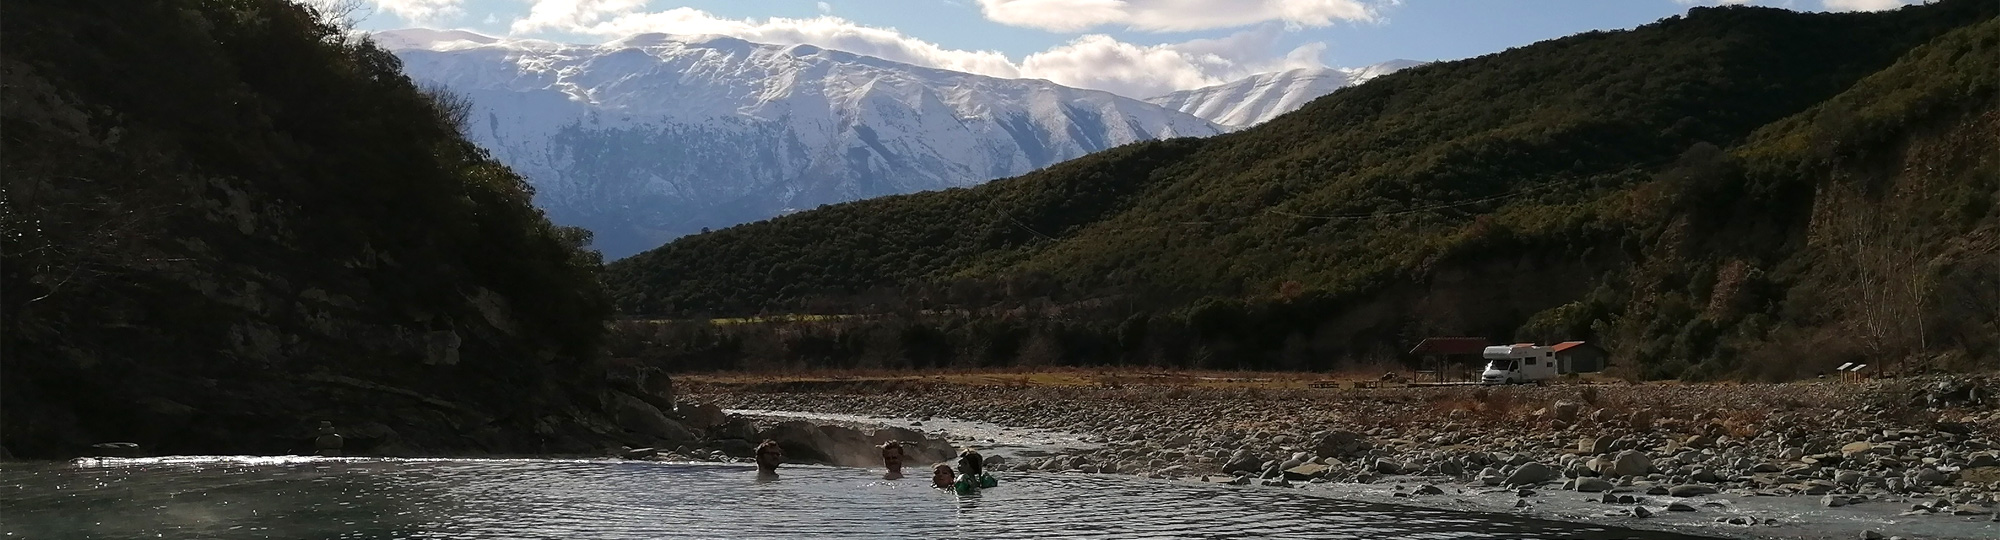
top-left (973, 0), bottom-right (1384, 32)
top-left (364, 0), bottom-right (465, 22)
top-left (817, 2), bottom-right (833, 14)
top-left (507, 3), bottom-right (1328, 97)
top-left (1821, 0), bottom-right (1920, 11)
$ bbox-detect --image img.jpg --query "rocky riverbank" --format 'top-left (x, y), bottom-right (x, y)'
top-left (683, 375), bottom-right (2000, 539)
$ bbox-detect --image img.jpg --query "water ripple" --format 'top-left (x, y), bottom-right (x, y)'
top-left (1, 458), bottom-right (1713, 539)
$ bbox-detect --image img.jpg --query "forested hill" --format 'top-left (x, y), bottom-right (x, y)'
top-left (605, 1), bottom-right (2000, 380)
top-left (1, 0), bottom-right (635, 458)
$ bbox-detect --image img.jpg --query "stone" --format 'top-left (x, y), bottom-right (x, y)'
top-left (1477, 467), bottom-right (1506, 486)
top-left (610, 392), bottom-right (698, 443)
top-left (1609, 450), bottom-right (1652, 477)
top-left (1646, 485), bottom-right (1670, 496)
top-left (1669, 484), bottom-right (1718, 497)
top-left (715, 439), bottom-right (755, 457)
top-left (312, 421), bottom-right (344, 457)
top-left (1505, 462), bottom-right (1557, 485)
top-left (1821, 495), bottom-right (1847, 508)
top-left (1312, 431), bottom-right (1371, 458)
top-left (1667, 502), bottom-right (1696, 512)
top-left (1575, 478), bottom-right (1615, 492)
top-left (1841, 442), bottom-right (1874, 457)
top-left (1283, 463), bottom-right (1330, 481)
top-left (1915, 468), bottom-right (1950, 486)
top-left (1580, 436), bottom-right (1615, 455)
top-left (1633, 506), bottom-right (1654, 518)
top-left (1629, 410), bottom-right (1654, 430)
top-left (1861, 531), bottom-right (1884, 540)
top-left (1223, 450), bottom-right (1263, 474)
top-left (678, 402), bottom-right (728, 429)
top-left (1552, 401), bottom-right (1583, 423)
top-left (1374, 458), bottom-right (1405, 475)
top-left (87, 442), bottom-right (143, 458)
top-left (1415, 484), bottom-right (1445, 495)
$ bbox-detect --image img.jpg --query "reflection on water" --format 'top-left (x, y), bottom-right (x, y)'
top-left (2, 458), bottom-right (1716, 539)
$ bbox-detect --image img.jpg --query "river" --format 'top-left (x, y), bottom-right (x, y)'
top-left (0, 456), bottom-right (1717, 539)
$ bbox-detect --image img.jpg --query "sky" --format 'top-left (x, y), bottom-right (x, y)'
top-left (348, 0), bottom-right (1932, 98)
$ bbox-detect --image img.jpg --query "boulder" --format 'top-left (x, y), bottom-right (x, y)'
top-left (1669, 484), bottom-right (1718, 497)
top-left (1914, 468), bottom-right (1950, 486)
top-left (1478, 467), bottom-right (1506, 486)
top-left (1579, 436), bottom-right (1615, 455)
top-left (1609, 450), bottom-right (1652, 477)
top-left (1505, 462), bottom-right (1557, 485)
top-left (1628, 409), bottom-right (1654, 430)
top-left (1374, 458), bottom-right (1405, 475)
top-left (1223, 450), bottom-right (1263, 474)
top-left (609, 392), bottom-right (697, 443)
top-left (1667, 502), bottom-right (1696, 512)
top-left (1552, 401), bottom-right (1583, 423)
top-left (756, 420), bottom-right (836, 463)
top-left (1575, 478), bottom-right (1615, 492)
top-left (715, 439), bottom-right (756, 457)
top-left (1415, 484), bottom-right (1446, 495)
top-left (1312, 431), bottom-right (1371, 458)
top-left (1283, 463), bottom-right (1330, 481)
top-left (679, 402), bottom-right (727, 429)
top-left (87, 442), bottom-right (144, 458)
top-left (1633, 506), bottom-right (1655, 518)
top-left (1840, 442), bottom-right (1873, 457)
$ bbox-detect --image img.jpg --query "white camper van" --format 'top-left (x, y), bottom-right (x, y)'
top-left (1481, 344), bottom-right (1559, 385)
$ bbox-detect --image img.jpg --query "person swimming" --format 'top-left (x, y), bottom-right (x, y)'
top-left (754, 439), bottom-right (784, 477)
top-left (881, 441), bottom-right (905, 479)
top-left (957, 448), bottom-right (983, 477)
top-left (932, 464), bottom-right (955, 489)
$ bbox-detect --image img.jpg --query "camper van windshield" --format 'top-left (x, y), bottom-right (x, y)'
top-left (1485, 359), bottom-right (1515, 371)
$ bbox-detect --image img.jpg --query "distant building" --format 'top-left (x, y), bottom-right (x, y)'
top-left (1408, 337), bottom-right (1492, 382)
top-left (1551, 341), bottom-right (1608, 373)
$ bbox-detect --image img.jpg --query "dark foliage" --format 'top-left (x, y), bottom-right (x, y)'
top-left (1, 0), bottom-right (613, 457)
top-left (608, 2), bottom-right (1999, 378)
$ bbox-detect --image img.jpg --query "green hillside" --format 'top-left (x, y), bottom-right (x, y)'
top-left (606, 2), bottom-right (1999, 379)
top-left (1, 0), bottom-right (629, 457)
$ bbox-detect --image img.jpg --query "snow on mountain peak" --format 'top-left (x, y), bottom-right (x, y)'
top-left (381, 29), bottom-right (1224, 258)
top-left (1148, 60), bottom-right (1425, 129)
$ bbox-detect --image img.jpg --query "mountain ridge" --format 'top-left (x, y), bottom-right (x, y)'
top-left (601, 1), bottom-right (2000, 380)
top-left (1145, 60), bottom-right (1424, 128)
top-left (379, 29), bottom-right (1224, 257)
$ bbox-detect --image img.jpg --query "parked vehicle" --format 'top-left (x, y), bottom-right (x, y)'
top-left (1481, 344), bottom-right (1560, 385)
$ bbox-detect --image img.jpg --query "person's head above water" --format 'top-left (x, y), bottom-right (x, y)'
top-left (754, 440), bottom-right (783, 471)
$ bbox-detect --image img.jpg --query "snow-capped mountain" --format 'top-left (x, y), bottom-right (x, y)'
top-left (1147, 61), bottom-right (1425, 129)
top-left (377, 29), bottom-right (1223, 258)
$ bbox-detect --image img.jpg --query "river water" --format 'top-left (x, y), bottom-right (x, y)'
top-left (1, 457), bottom-right (1715, 539)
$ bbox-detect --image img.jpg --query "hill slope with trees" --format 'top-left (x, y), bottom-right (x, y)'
top-left (605, 2), bottom-right (1999, 379)
top-left (1, 0), bottom-right (641, 457)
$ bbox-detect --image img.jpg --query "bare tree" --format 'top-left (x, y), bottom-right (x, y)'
top-left (419, 82), bottom-right (474, 135)
top-left (303, 0), bottom-right (371, 32)
top-left (1811, 183), bottom-right (1934, 373)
